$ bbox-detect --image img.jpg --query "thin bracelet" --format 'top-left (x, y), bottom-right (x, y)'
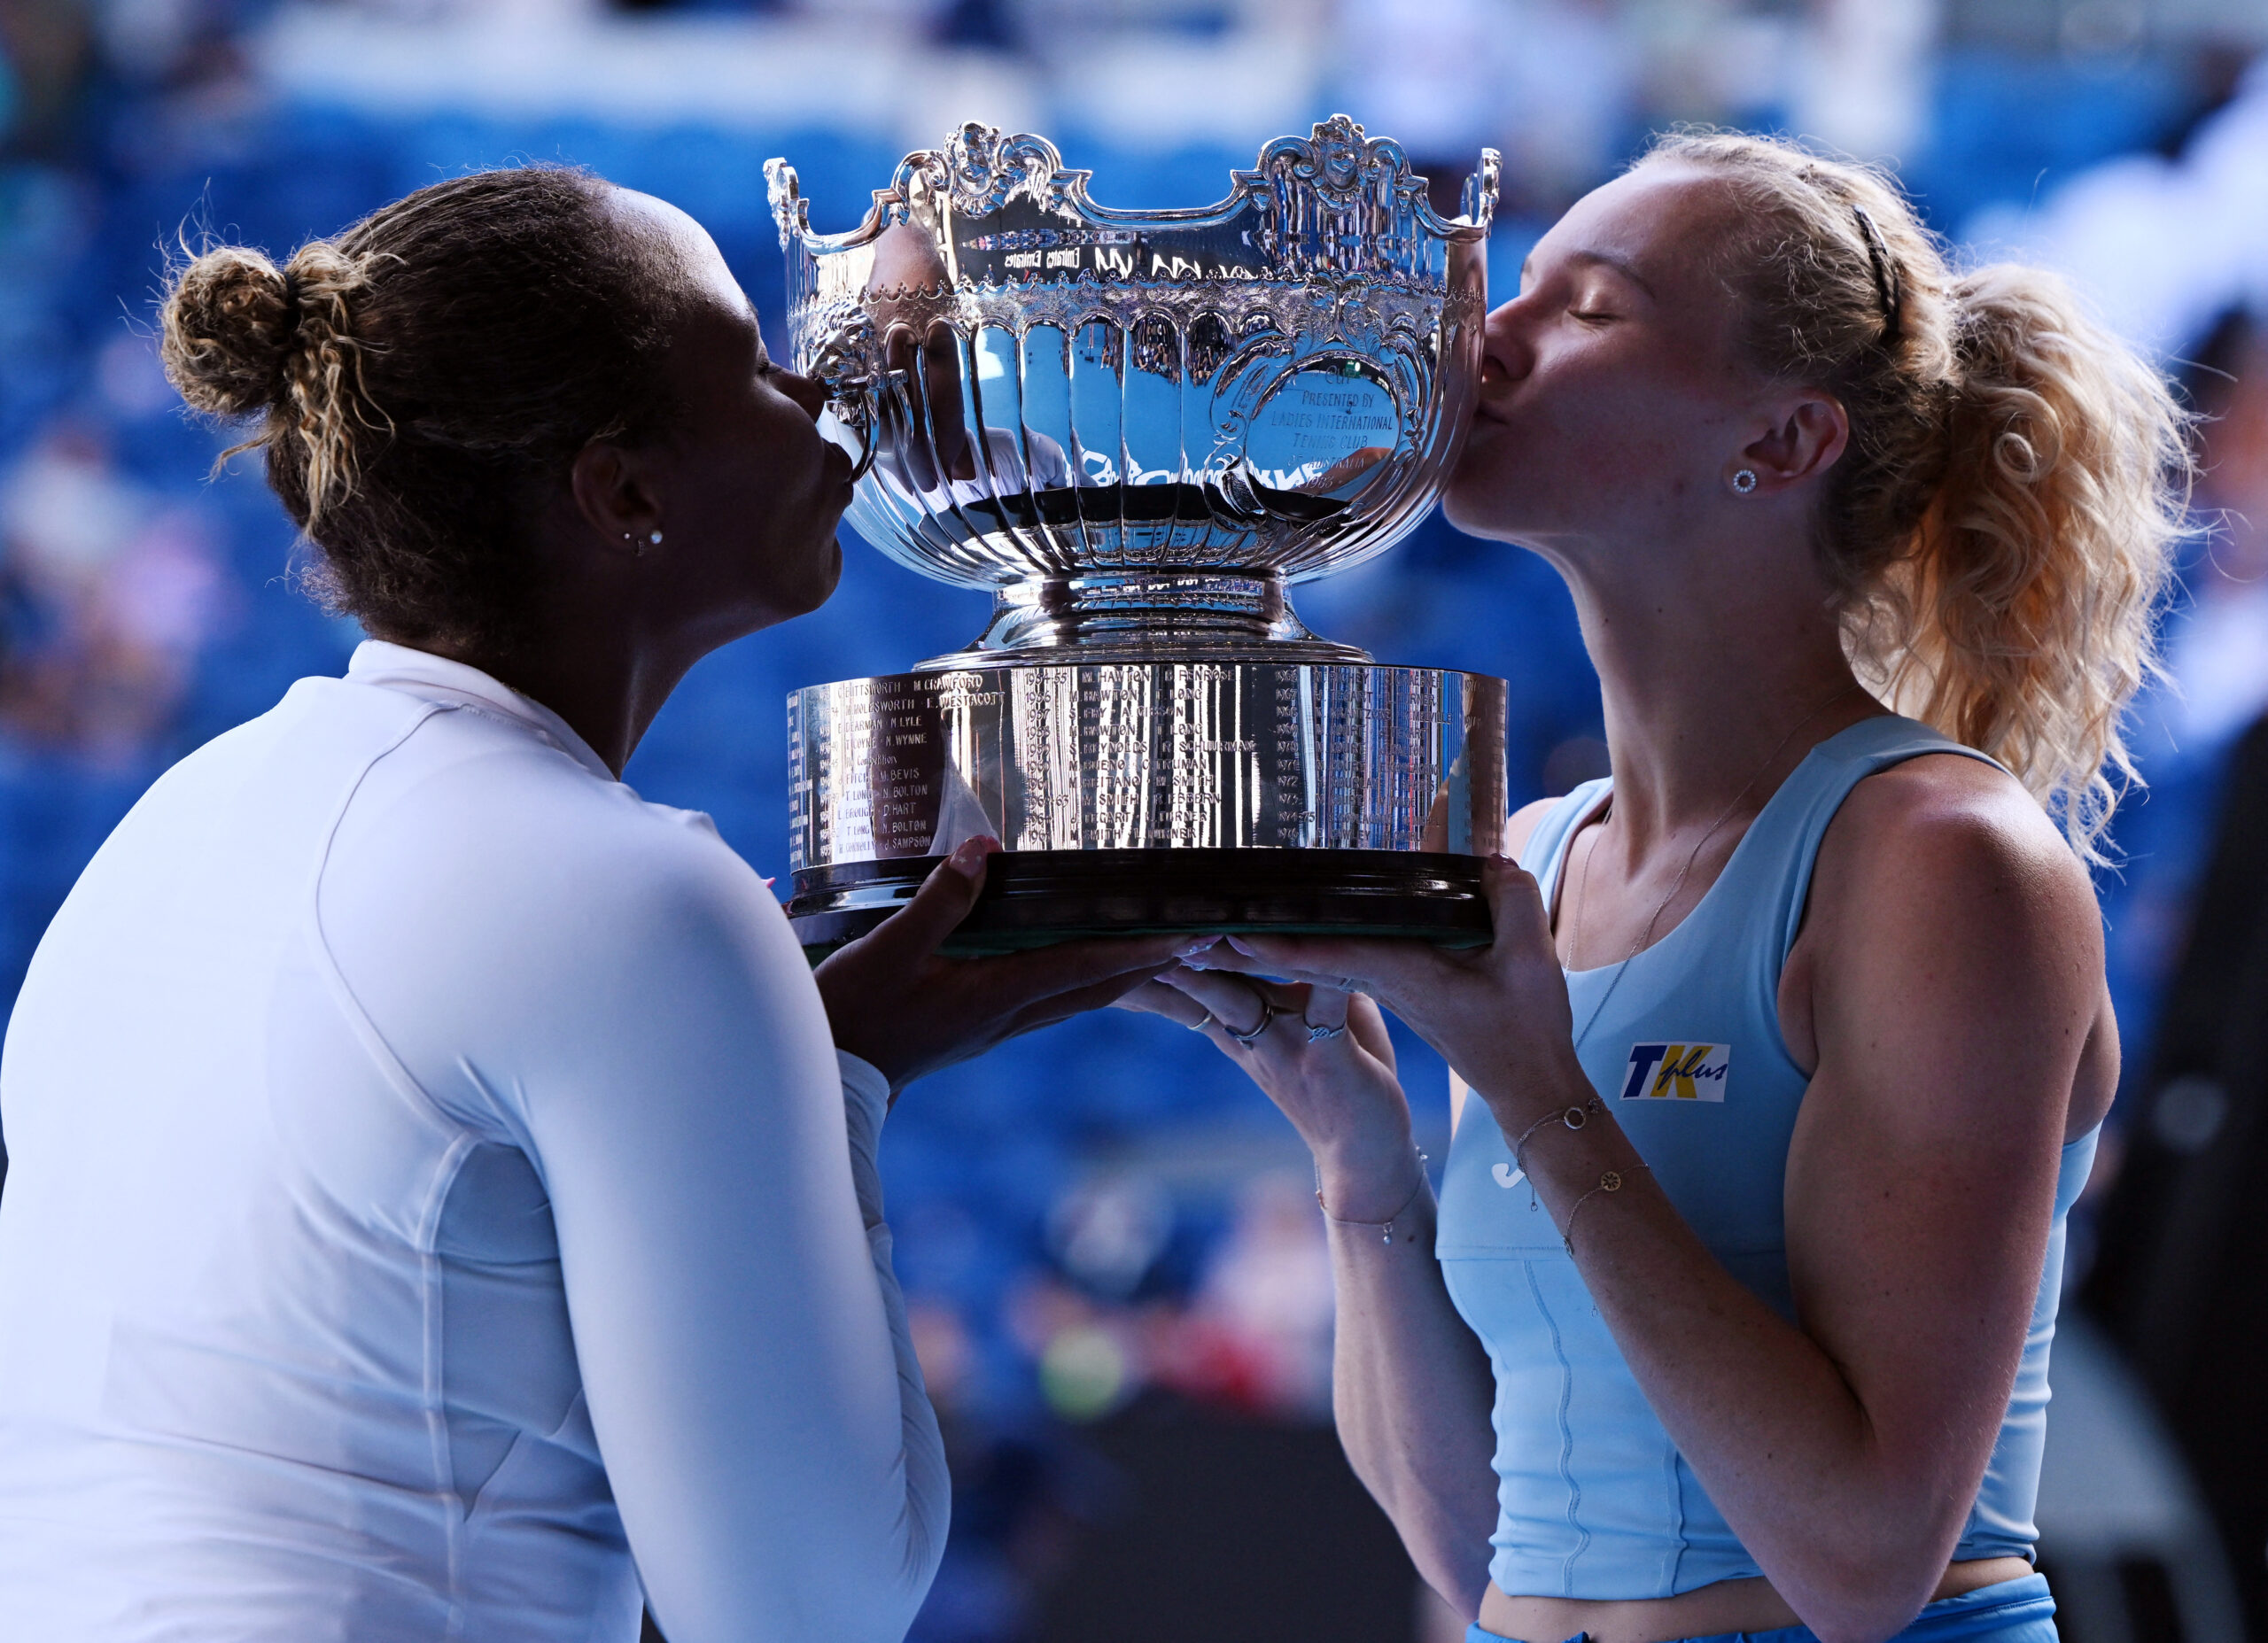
top-left (1560, 1162), bottom-right (1651, 1255)
top-left (1316, 1145), bottom-right (1430, 1245)
top-left (1510, 1094), bottom-right (1603, 1176)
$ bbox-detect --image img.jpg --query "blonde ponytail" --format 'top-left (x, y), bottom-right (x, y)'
top-left (1852, 265), bottom-right (2186, 857)
top-left (1645, 131), bottom-right (2189, 862)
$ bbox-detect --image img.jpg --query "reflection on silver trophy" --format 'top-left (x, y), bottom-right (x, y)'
top-left (766, 116), bottom-right (1509, 949)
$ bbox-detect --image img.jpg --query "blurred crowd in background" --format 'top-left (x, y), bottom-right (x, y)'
top-left (6, 1), bottom-right (2268, 1639)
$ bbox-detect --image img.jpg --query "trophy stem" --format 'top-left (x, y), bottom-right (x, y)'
top-left (926, 569), bottom-right (1369, 670)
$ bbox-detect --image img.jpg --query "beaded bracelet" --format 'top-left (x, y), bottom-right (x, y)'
top-left (1315, 1144), bottom-right (1430, 1245)
top-left (1560, 1162), bottom-right (1651, 1255)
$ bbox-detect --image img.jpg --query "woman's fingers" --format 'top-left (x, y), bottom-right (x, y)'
top-left (971, 931), bottom-right (1190, 1012)
top-left (1297, 982), bottom-right (1392, 1063)
top-left (850, 837), bottom-right (996, 965)
top-left (1162, 968), bottom-right (1378, 1061)
top-left (1186, 931), bottom-right (1444, 1004)
top-left (1480, 852), bottom-right (1556, 954)
top-left (1158, 965), bottom-right (1281, 1037)
top-left (1002, 965), bottom-right (1179, 1039)
top-left (1111, 977), bottom-right (1205, 1023)
top-left (1302, 983), bottom-right (1352, 1033)
top-left (1347, 991), bottom-right (1398, 1071)
top-left (1180, 942), bottom-right (1348, 988)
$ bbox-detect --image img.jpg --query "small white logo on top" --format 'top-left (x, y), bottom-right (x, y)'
top-left (1619, 1042), bottom-right (1730, 1102)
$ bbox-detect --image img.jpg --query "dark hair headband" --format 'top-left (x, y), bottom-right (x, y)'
top-left (1851, 205), bottom-right (1901, 344)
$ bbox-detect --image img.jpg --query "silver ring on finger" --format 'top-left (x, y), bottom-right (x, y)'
top-left (1224, 1001), bottom-right (1279, 1046)
top-left (1303, 1019), bottom-right (1347, 1043)
top-left (1187, 1011), bottom-right (1217, 1034)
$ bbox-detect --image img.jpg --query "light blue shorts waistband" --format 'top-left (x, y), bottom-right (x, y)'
top-left (1465, 1572), bottom-right (2055, 1643)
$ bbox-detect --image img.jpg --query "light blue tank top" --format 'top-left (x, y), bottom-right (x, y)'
top-left (1435, 715), bottom-right (2101, 1600)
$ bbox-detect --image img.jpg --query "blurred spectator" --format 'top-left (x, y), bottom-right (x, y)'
top-left (2086, 706), bottom-right (2268, 1638)
top-left (0, 0), bottom-right (96, 160)
top-left (2169, 311), bottom-right (2268, 748)
top-left (1012, 1165), bottom-right (1330, 1425)
top-left (0, 420), bottom-right (229, 763)
top-left (2087, 309), bottom-right (2268, 1120)
top-left (1966, 52), bottom-right (2268, 356)
top-left (2083, 308), bottom-right (2268, 1639)
top-left (1046, 1171), bottom-right (1176, 1303)
top-left (1337, 0), bottom-right (1633, 218)
top-left (1168, 1169), bottom-right (1333, 1419)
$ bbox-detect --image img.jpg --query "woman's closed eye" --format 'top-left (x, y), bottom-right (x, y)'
top-left (1512, 277), bottom-right (1615, 326)
top-left (1565, 286), bottom-right (1623, 323)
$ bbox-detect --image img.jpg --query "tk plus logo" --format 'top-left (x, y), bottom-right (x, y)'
top-left (1619, 1042), bottom-right (1730, 1103)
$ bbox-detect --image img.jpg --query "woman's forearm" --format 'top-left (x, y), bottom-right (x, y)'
top-left (1320, 1182), bottom-right (1502, 1620)
top-left (837, 1052), bottom-right (952, 1593)
top-left (1508, 1105), bottom-right (2008, 1643)
top-left (1115, 970), bottom-right (1503, 1615)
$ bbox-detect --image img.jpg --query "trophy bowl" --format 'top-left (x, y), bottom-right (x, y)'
top-left (768, 117), bottom-right (1509, 952)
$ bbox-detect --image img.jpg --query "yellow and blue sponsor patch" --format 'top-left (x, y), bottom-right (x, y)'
top-left (1619, 1042), bottom-right (1730, 1102)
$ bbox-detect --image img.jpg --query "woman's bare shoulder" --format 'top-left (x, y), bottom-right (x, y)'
top-left (1789, 748), bottom-right (2114, 1132)
top-left (1824, 750), bottom-right (2084, 891)
top-left (1504, 797), bottom-right (1562, 863)
top-left (1799, 749), bottom-right (2099, 973)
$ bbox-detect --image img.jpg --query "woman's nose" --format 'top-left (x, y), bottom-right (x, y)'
top-left (1478, 301), bottom-right (1534, 393)
top-left (775, 367), bottom-right (827, 421)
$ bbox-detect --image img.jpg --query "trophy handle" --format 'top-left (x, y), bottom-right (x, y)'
top-left (808, 318), bottom-right (882, 483)
top-left (818, 402), bottom-right (876, 484)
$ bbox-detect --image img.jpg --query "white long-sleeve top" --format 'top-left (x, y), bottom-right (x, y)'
top-left (0, 640), bottom-right (947, 1642)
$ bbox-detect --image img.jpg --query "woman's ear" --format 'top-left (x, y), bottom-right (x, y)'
top-left (569, 439), bottom-right (664, 555)
top-left (1732, 391), bottom-right (1849, 495)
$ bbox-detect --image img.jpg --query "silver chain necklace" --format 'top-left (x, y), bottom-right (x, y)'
top-left (1562, 681), bottom-right (1862, 1058)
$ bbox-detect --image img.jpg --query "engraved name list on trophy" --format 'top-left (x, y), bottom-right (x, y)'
top-left (768, 116), bottom-right (1509, 950)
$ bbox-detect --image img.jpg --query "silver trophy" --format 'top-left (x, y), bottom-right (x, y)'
top-left (766, 117), bottom-right (1507, 949)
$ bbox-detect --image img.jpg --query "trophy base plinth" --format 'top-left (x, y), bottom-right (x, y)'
top-left (787, 848), bottom-right (1491, 957)
top-left (786, 659), bottom-right (1511, 955)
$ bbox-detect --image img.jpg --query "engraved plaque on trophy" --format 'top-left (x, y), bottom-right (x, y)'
top-left (766, 117), bottom-right (1507, 950)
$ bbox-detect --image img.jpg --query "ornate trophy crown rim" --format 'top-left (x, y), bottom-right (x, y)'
top-left (765, 114), bottom-right (1501, 257)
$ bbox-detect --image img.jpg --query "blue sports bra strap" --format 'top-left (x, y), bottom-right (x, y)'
top-left (1511, 719), bottom-right (2001, 971)
top-left (1518, 778), bottom-right (1613, 899)
top-left (1707, 715), bottom-right (2006, 966)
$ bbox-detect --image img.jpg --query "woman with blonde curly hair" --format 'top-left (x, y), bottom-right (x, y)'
top-left (1132, 131), bottom-right (2187, 1643)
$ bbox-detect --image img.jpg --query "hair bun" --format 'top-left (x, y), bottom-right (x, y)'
top-left (159, 245), bottom-right (302, 417)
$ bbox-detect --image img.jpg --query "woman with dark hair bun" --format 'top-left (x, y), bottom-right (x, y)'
top-left (0, 167), bottom-right (1178, 1641)
top-left (1132, 133), bottom-right (2189, 1643)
